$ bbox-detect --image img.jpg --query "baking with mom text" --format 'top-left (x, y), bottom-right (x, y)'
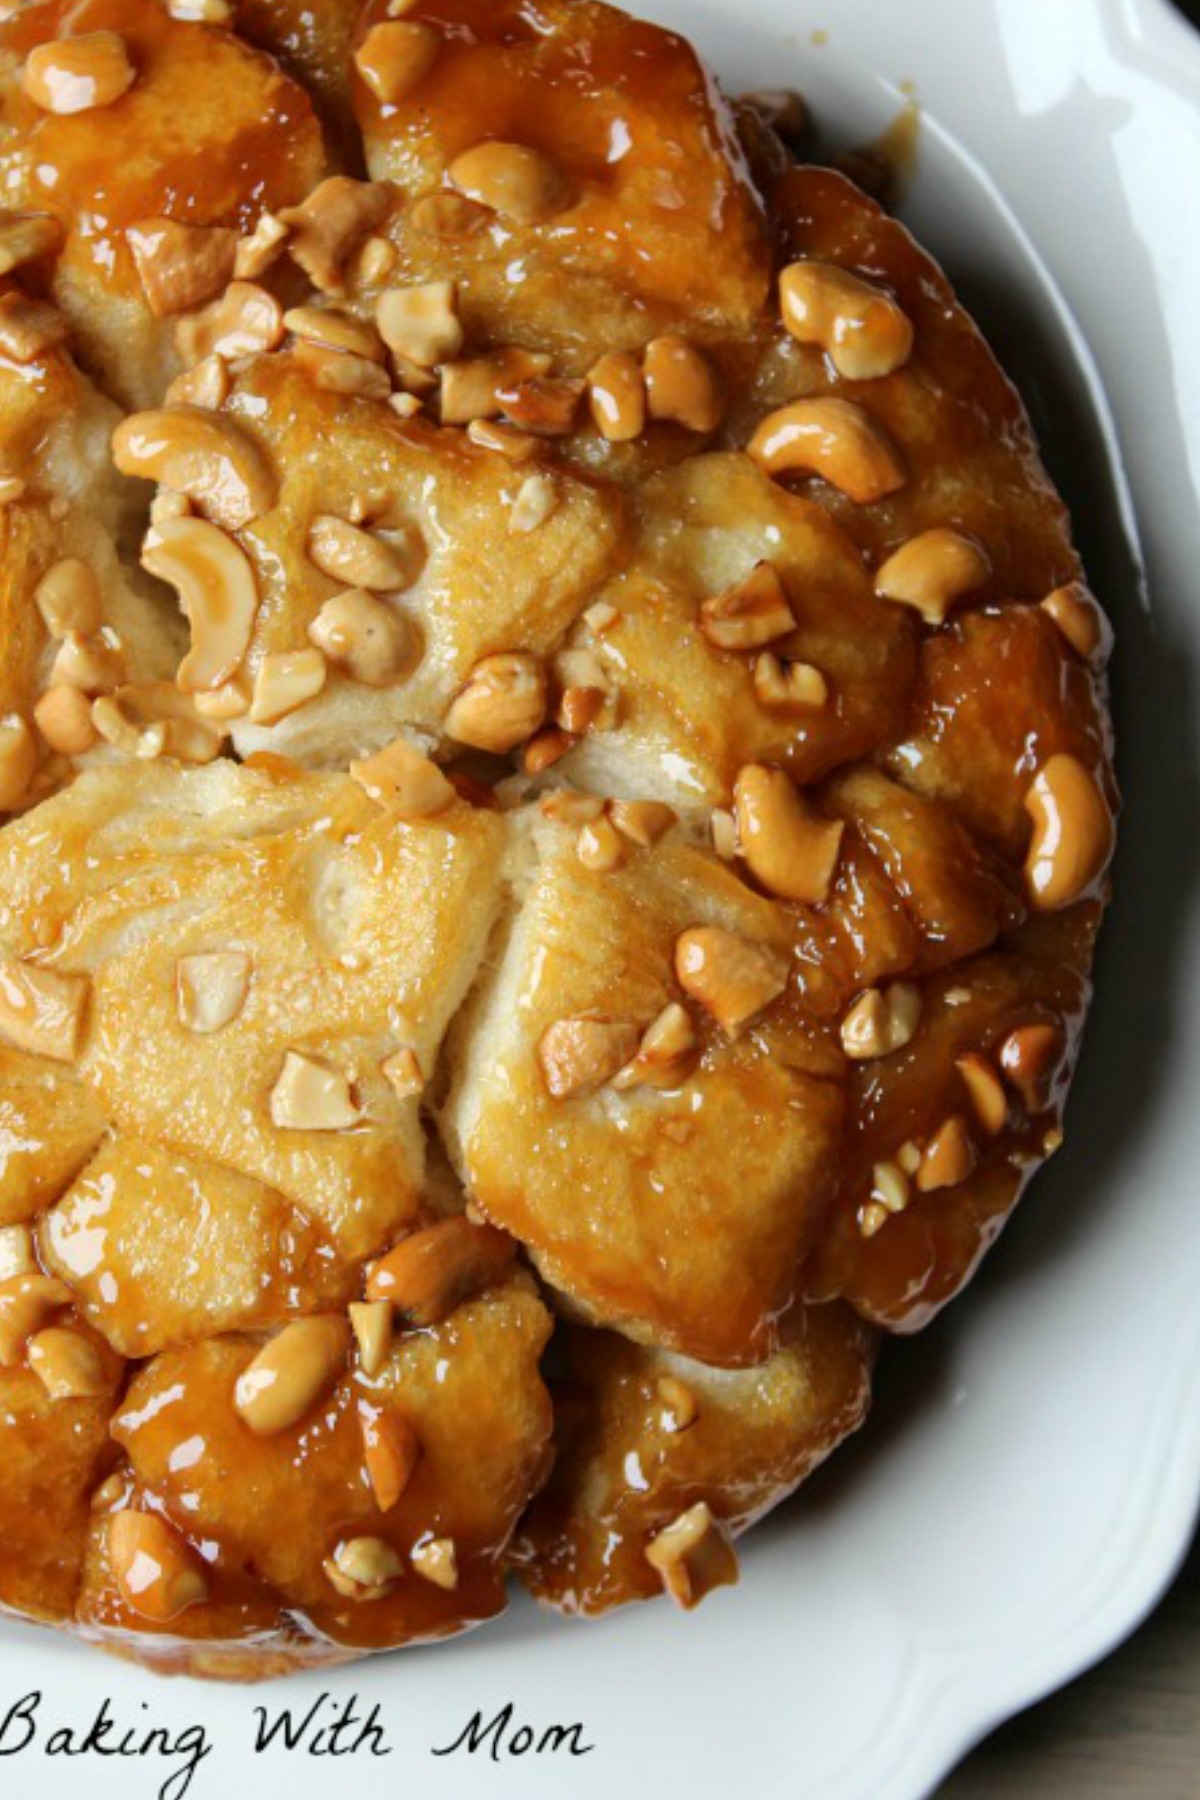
top-left (0, 1688), bottom-right (595, 1800)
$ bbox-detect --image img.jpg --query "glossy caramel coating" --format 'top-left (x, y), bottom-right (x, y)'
top-left (516, 1304), bottom-right (875, 1614)
top-left (0, 1358), bottom-right (115, 1624)
top-left (0, 760), bottom-right (506, 1258)
top-left (556, 450), bottom-right (916, 804)
top-left (0, 0), bottom-right (327, 405)
top-left (0, 1046), bottom-right (104, 1226)
top-left (809, 908), bottom-right (1099, 1329)
top-left (40, 1137), bottom-right (347, 1355)
top-left (77, 1276), bottom-right (553, 1665)
top-left (214, 353), bottom-right (624, 767)
top-left (444, 809), bottom-right (845, 1367)
top-left (822, 765), bottom-right (1023, 970)
top-left (353, 0), bottom-right (770, 364)
top-left (235, 0), bottom-right (362, 158)
top-left (748, 166), bottom-right (1079, 596)
top-left (886, 605), bottom-right (1117, 855)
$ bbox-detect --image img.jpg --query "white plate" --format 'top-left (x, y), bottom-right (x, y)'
top-left (5, 4), bottom-right (1200, 1798)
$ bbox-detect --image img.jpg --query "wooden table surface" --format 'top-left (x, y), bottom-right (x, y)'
top-left (939, 1533), bottom-right (1200, 1796)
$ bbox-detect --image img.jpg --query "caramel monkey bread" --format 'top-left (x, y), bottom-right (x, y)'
top-left (0, 0), bottom-right (1115, 1677)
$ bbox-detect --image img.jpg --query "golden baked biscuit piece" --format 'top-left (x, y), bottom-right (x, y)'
top-left (77, 1276), bottom-right (553, 1672)
top-left (113, 353), bottom-right (625, 768)
top-left (0, 1356), bottom-right (117, 1624)
top-left (808, 907), bottom-right (1101, 1330)
top-left (40, 1136), bottom-right (347, 1356)
top-left (0, 309), bottom-right (184, 810)
top-left (0, 0), bottom-right (327, 406)
top-left (821, 765), bottom-right (1024, 970)
top-left (443, 806), bottom-right (845, 1367)
top-left (0, 1047), bottom-right (104, 1228)
top-left (235, 0), bottom-right (362, 156)
top-left (0, 759), bottom-right (506, 1260)
top-left (517, 1305), bottom-right (875, 1613)
top-left (352, 0), bottom-right (771, 365)
top-left (552, 451), bottom-right (917, 806)
top-left (743, 166), bottom-right (1080, 599)
top-left (885, 603), bottom-right (1115, 855)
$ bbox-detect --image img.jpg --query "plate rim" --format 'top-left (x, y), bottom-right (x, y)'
top-left (2, 7), bottom-right (1200, 1800)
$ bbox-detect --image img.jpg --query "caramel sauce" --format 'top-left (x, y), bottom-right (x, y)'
top-left (842, 98), bottom-right (921, 211)
top-left (517, 1305), bottom-right (874, 1613)
top-left (0, 0), bottom-right (325, 296)
top-left (70, 1281), bottom-right (552, 1657)
top-left (355, 0), bottom-right (771, 350)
